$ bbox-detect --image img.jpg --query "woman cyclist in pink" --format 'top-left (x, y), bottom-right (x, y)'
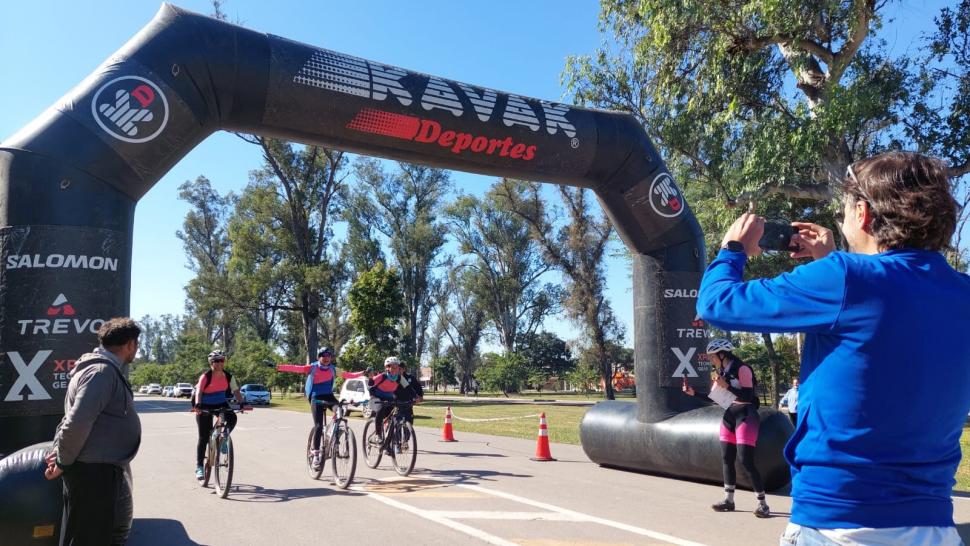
top-left (276, 347), bottom-right (365, 468)
top-left (683, 338), bottom-right (769, 518)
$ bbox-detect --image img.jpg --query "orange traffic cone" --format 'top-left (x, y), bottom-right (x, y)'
top-left (441, 406), bottom-right (457, 442)
top-left (530, 412), bottom-right (556, 461)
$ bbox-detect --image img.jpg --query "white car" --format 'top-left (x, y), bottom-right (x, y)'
top-left (240, 384), bottom-right (271, 405)
top-left (174, 383), bottom-right (194, 398)
top-left (162, 386), bottom-right (175, 397)
top-left (146, 383), bottom-right (162, 395)
top-left (138, 386), bottom-right (149, 394)
top-left (339, 378), bottom-right (371, 417)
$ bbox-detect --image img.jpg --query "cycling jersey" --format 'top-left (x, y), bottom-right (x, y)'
top-left (369, 373), bottom-right (405, 400)
top-left (194, 371), bottom-right (238, 406)
top-left (276, 363), bottom-right (364, 398)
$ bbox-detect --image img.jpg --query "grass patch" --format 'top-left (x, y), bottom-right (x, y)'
top-left (268, 392), bottom-right (591, 445)
top-left (957, 425), bottom-right (970, 492)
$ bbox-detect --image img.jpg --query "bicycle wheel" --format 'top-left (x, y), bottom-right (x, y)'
top-left (391, 421), bottom-right (417, 476)
top-left (306, 427), bottom-right (323, 480)
top-left (213, 434), bottom-right (234, 498)
top-left (201, 432), bottom-right (216, 487)
top-left (331, 421), bottom-right (357, 489)
top-left (362, 419), bottom-right (382, 469)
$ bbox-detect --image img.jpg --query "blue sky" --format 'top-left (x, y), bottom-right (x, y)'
top-left (0, 1), bottom-right (959, 351)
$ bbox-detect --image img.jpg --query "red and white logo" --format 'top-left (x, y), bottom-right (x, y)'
top-left (347, 108), bottom-right (538, 161)
top-left (18, 294), bottom-right (105, 336)
top-left (46, 293), bottom-right (76, 316)
top-left (92, 75), bottom-right (169, 143)
top-left (649, 173), bottom-right (685, 218)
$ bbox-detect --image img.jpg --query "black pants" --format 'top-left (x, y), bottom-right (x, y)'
top-left (789, 412), bottom-right (797, 426)
top-left (721, 442), bottom-right (764, 492)
top-left (310, 394), bottom-right (339, 450)
top-left (195, 408), bottom-right (237, 466)
top-left (369, 398), bottom-right (394, 439)
top-left (60, 461), bottom-right (130, 546)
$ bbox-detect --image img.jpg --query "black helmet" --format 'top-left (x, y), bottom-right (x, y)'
top-left (317, 347), bottom-right (333, 358)
top-left (207, 350), bottom-right (226, 363)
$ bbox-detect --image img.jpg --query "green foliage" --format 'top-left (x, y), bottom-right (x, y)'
top-left (567, 360), bottom-right (601, 395)
top-left (430, 355), bottom-right (457, 391)
top-left (348, 262), bottom-right (404, 351)
top-left (475, 352), bottom-right (528, 394)
top-left (445, 184), bottom-right (559, 353)
top-left (734, 333), bottom-right (800, 394)
top-left (515, 331), bottom-right (575, 389)
top-left (565, 0), bottom-right (969, 268)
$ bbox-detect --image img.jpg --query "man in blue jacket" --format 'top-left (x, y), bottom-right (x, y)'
top-left (696, 152), bottom-right (970, 545)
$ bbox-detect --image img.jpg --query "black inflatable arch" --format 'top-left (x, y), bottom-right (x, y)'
top-left (0, 4), bottom-right (791, 490)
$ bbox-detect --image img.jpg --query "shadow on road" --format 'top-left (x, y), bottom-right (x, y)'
top-left (959, 522), bottom-right (970, 544)
top-left (416, 467), bottom-right (532, 484)
top-left (419, 449), bottom-right (506, 458)
top-left (134, 398), bottom-right (194, 414)
top-left (128, 518), bottom-right (203, 546)
top-left (222, 482), bottom-right (365, 503)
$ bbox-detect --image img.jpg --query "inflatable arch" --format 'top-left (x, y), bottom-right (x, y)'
top-left (0, 4), bottom-right (791, 498)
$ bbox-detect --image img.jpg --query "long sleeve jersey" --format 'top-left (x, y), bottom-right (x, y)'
top-left (276, 363), bottom-right (364, 397)
top-left (697, 248), bottom-right (970, 529)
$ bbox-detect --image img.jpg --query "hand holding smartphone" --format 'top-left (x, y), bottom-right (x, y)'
top-left (758, 221), bottom-right (799, 252)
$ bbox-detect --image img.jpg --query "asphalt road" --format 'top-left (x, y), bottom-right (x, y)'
top-left (128, 396), bottom-right (970, 546)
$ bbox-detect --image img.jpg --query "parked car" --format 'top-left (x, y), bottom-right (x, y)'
top-left (240, 384), bottom-right (271, 405)
top-left (162, 386), bottom-right (174, 397)
top-left (138, 386), bottom-right (149, 394)
top-left (146, 383), bottom-right (162, 395)
top-left (174, 383), bottom-right (194, 398)
top-left (339, 378), bottom-right (371, 417)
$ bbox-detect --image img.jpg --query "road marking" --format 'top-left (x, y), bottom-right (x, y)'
top-left (426, 511), bottom-right (578, 521)
top-left (357, 476), bottom-right (708, 546)
top-left (361, 486), bottom-right (520, 546)
top-left (457, 483), bottom-right (708, 546)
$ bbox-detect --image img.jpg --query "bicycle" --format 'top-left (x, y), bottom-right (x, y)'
top-left (306, 399), bottom-right (358, 489)
top-left (362, 400), bottom-right (417, 476)
top-left (197, 404), bottom-right (247, 498)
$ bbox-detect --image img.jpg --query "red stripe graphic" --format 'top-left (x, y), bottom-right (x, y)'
top-left (346, 108), bottom-right (420, 140)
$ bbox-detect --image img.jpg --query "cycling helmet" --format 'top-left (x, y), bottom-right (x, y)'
top-left (317, 347), bottom-right (333, 358)
top-left (384, 356), bottom-right (401, 366)
top-left (705, 338), bottom-right (735, 354)
top-left (207, 350), bottom-right (226, 363)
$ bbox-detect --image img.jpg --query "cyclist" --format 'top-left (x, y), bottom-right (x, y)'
top-left (193, 350), bottom-right (245, 480)
top-left (683, 338), bottom-right (770, 518)
top-left (367, 356), bottom-right (409, 447)
top-left (397, 360), bottom-right (424, 425)
top-left (276, 347), bottom-right (365, 469)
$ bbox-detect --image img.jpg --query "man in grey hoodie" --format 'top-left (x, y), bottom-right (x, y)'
top-left (44, 317), bottom-right (142, 546)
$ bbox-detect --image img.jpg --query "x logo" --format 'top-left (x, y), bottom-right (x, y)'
top-left (671, 347), bottom-right (698, 378)
top-left (4, 350), bottom-right (53, 401)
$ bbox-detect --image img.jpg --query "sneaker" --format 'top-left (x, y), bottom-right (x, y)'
top-left (754, 503), bottom-right (770, 518)
top-left (311, 450), bottom-right (322, 469)
top-left (711, 500), bottom-right (735, 512)
top-left (195, 465), bottom-right (204, 480)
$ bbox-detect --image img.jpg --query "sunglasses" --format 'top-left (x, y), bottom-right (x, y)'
top-left (211, 358), bottom-right (226, 363)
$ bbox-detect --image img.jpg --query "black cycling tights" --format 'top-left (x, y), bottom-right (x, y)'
top-left (195, 410), bottom-right (237, 466)
top-left (721, 441), bottom-right (764, 491)
top-left (310, 394), bottom-right (339, 450)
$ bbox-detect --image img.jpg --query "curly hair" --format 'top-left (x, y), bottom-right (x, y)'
top-left (845, 151), bottom-right (957, 252)
top-left (98, 317), bottom-right (142, 348)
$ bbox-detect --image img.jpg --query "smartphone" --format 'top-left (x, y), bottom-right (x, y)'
top-left (758, 220), bottom-right (798, 252)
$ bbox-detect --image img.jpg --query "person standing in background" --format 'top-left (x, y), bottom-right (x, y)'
top-left (780, 378), bottom-right (799, 426)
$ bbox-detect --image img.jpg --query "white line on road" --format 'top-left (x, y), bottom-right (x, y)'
top-left (360, 486), bottom-right (520, 546)
top-left (457, 483), bottom-right (710, 546)
top-left (424, 511), bottom-right (579, 521)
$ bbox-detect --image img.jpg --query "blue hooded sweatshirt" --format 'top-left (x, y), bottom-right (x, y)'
top-left (697, 248), bottom-right (970, 529)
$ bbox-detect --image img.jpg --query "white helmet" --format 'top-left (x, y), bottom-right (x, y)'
top-left (706, 338), bottom-right (735, 354)
top-left (384, 356), bottom-right (401, 366)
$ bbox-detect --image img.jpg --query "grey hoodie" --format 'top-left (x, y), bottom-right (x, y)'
top-left (53, 347), bottom-right (141, 467)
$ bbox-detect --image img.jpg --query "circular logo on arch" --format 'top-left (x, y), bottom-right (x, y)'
top-left (91, 76), bottom-right (169, 143)
top-left (649, 172), bottom-right (684, 218)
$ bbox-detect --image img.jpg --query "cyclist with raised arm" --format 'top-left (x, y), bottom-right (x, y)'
top-left (276, 347), bottom-right (366, 469)
top-left (368, 356), bottom-right (408, 446)
top-left (193, 350), bottom-right (245, 480)
top-left (683, 338), bottom-right (770, 518)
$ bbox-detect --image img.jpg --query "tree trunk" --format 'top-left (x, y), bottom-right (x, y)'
top-left (301, 290), bottom-right (320, 363)
top-left (762, 333), bottom-right (780, 408)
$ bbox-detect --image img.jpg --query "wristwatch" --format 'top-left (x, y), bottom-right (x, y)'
top-left (723, 240), bottom-right (745, 253)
